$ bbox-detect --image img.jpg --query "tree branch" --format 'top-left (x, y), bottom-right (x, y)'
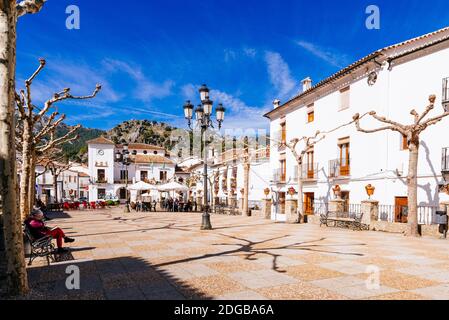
top-left (353, 112), bottom-right (407, 135)
top-left (16, 0), bottom-right (46, 18)
top-left (417, 95), bottom-right (437, 124)
top-left (36, 84), bottom-right (102, 121)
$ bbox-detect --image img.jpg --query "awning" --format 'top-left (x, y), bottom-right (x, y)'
top-left (128, 181), bottom-right (159, 191)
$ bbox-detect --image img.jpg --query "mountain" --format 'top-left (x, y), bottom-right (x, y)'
top-left (59, 119), bottom-right (268, 163)
top-left (106, 120), bottom-right (177, 150)
top-left (60, 120), bottom-right (179, 163)
top-left (58, 124), bottom-right (105, 163)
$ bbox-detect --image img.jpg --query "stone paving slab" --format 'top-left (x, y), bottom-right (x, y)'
top-left (17, 208), bottom-right (449, 300)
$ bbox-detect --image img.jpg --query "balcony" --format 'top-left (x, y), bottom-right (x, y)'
top-left (443, 78), bottom-right (449, 110)
top-left (96, 179), bottom-right (108, 184)
top-left (443, 148), bottom-right (449, 174)
top-left (272, 169), bottom-right (286, 184)
top-left (293, 163), bottom-right (319, 181)
top-left (329, 159), bottom-right (351, 178)
top-left (114, 179), bottom-right (129, 184)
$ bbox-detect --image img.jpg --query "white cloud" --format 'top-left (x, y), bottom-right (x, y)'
top-left (264, 51), bottom-right (297, 100)
top-left (102, 58), bottom-right (174, 102)
top-left (296, 40), bottom-right (350, 68)
top-left (18, 60), bottom-right (122, 104)
top-left (181, 83), bottom-right (197, 100)
top-left (209, 89), bottom-right (270, 130)
top-left (243, 47), bottom-right (257, 58)
top-left (224, 49), bottom-right (237, 62)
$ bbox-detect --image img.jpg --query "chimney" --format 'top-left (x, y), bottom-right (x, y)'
top-left (302, 77), bottom-right (312, 92)
top-left (273, 99), bottom-right (281, 109)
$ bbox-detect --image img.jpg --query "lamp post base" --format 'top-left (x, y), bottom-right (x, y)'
top-left (201, 212), bottom-right (213, 230)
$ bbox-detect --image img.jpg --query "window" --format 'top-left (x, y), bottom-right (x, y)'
top-left (307, 111), bottom-right (315, 123)
top-left (120, 170), bottom-right (128, 180)
top-left (97, 169), bottom-right (106, 182)
top-left (140, 171), bottom-right (148, 181)
top-left (306, 149), bottom-right (315, 179)
top-left (338, 138), bottom-right (350, 176)
top-left (280, 119), bottom-right (287, 145)
top-left (279, 159), bottom-right (286, 182)
top-left (307, 104), bottom-right (315, 123)
top-left (98, 189), bottom-right (106, 200)
top-left (154, 151), bottom-right (158, 155)
top-left (339, 86), bottom-right (350, 111)
top-left (401, 134), bottom-right (409, 150)
top-left (160, 171), bottom-right (168, 182)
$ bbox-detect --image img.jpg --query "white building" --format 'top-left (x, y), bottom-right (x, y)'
top-left (87, 137), bottom-right (176, 202)
top-left (182, 145), bottom-right (271, 210)
top-left (264, 27), bottom-right (449, 223)
top-left (35, 162), bottom-right (88, 204)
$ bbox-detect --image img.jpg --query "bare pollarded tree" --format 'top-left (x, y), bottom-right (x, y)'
top-left (280, 118), bottom-right (360, 223)
top-left (15, 58), bottom-right (101, 220)
top-left (353, 94), bottom-right (449, 237)
top-left (0, 0), bottom-right (46, 297)
top-left (285, 131), bottom-right (325, 223)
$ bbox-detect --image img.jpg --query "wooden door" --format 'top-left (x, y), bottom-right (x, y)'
top-left (339, 143), bottom-right (350, 176)
top-left (307, 151), bottom-right (315, 179)
top-left (395, 197), bottom-right (408, 223)
top-left (304, 193), bottom-right (315, 215)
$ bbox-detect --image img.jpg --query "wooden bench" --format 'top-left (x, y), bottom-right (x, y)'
top-left (46, 203), bottom-right (63, 213)
top-left (320, 211), bottom-right (366, 231)
top-left (23, 224), bottom-right (55, 266)
top-left (214, 205), bottom-right (240, 216)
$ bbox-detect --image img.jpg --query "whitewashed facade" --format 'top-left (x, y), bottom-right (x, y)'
top-left (265, 27), bottom-right (449, 223)
top-left (87, 137), bottom-right (176, 202)
top-left (35, 164), bottom-right (88, 203)
top-left (183, 146), bottom-right (271, 209)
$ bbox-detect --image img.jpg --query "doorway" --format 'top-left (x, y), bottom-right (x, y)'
top-left (341, 191), bottom-right (350, 212)
top-left (304, 193), bottom-right (315, 215)
top-left (395, 197), bottom-right (408, 223)
top-left (279, 192), bottom-right (286, 214)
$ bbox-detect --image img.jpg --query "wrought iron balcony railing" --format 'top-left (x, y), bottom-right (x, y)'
top-left (272, 168), bottom-right (286, 184)
top-left (293, 163), bottom-right (319, 181)
top-left (329, 159), bottom-right (351, 178)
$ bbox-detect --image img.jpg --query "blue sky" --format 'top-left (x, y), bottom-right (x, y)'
top-left (15, 0), bottom-right (449, 131)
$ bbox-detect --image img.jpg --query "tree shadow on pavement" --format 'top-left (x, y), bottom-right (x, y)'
top-left (11, 256), bottom-right (208, 300)
top-left (153, 234), bottom-right (366, 274)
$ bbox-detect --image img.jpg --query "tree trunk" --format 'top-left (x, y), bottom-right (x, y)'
top-left (297, 162), bottom-right (304, 223)
top-left (52, 172), bottom-right (58, 203)
top-left (407, 142), bottom-right (420, 237)
top-left (27, 148), bottom-right (36, 213)
top-left (19, 119), bottom-right (32, 220)
top-left (242, 162), bottom-right (250, 216)
top-left (0, 1), bottom-right (29, 296)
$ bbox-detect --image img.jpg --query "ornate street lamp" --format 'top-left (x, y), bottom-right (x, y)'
top-left (183, 84), bottom-right (226, 230)
top-left (116, 142), bottom-right (132, 213)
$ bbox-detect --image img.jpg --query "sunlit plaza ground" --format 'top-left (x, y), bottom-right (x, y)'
top-left (22, 207), bottom-right (449, 300)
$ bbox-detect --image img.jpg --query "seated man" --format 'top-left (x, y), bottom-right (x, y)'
top-left (25, 209), bottom-right (75, 254)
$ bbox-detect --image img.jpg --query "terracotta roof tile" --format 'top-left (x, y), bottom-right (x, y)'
top-left (131, 154), bottom-right (174, 165)
top-left (87, 136), bottom-right (115, 145)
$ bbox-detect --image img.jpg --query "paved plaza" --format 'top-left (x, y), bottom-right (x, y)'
top-left (23, 208), bottom-right (449, 300)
